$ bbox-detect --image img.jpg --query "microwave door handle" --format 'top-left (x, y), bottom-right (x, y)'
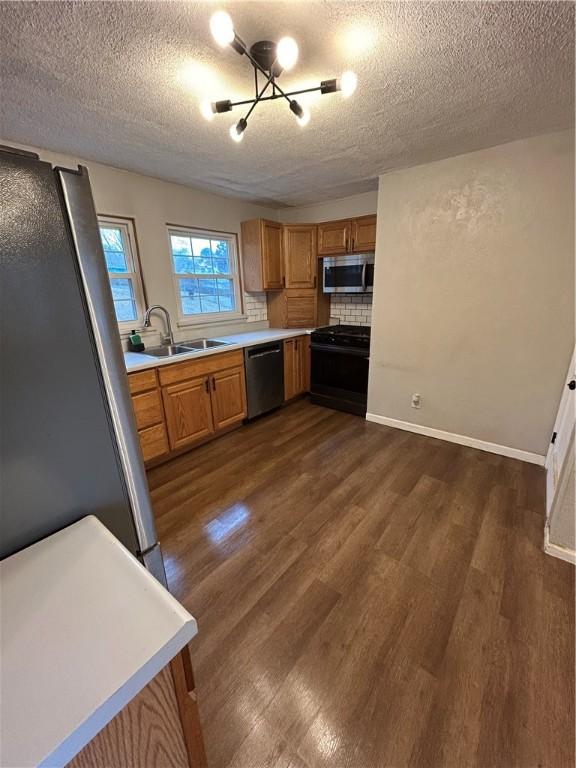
top-left (361, 262), bottom-right (367, 291)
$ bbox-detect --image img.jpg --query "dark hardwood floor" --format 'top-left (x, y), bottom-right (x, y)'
top-left (148, 399), bottom-right (575, 768)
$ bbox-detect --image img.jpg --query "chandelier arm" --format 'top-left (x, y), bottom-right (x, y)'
top-left (228, 85), bottom-right (323, 109)
top-left (243, 76), bottom-right (274, 122)
top-left (243, 51), bottom-right (292, 105)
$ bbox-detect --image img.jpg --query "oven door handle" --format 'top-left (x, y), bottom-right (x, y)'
top-left (311, 343), bottom-right (369, 358)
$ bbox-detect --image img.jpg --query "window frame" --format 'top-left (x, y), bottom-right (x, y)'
top-left (98, 215), bottom-right (146, 331)
top-left (167, 225), bottom-right (244, 326)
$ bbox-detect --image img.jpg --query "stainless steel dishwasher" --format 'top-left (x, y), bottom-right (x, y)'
top-left (244, 341), bottom-right (285, 419)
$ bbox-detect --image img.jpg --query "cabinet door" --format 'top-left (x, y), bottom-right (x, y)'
top-left (284, 340), bottom-right (296, 401)
top-left (261, 220), bottom-right (284, 290)
top-left (210, 366), bottom-right (247, 430)
top-left (317, 220), bottom-right (351, 256)
top-left (300, 335), bottom-right (311, 393)
top-left (293, 336), bottom-right (309, 396)
top-left (284, 225), bottom-right (317, 288)
top-left (285, 290), bottom-right (316, 328)
top-left (162, 377), bottom-right (214, 451)
top-left (352, 215), bottom-right (377, 252)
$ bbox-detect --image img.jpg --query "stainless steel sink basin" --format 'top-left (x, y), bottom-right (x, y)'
top-left (135, 339), bottom-right (230, 358)
top-left (179, 339), bottom-right (230, 350)
top-left (140, 345), bottom-right (194, 358)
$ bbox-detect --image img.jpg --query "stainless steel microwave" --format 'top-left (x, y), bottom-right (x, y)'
top-left (322, 253), bottom-right (374, 294)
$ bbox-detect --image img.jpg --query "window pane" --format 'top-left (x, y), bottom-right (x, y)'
top-left (110, 278), bottom-right (134, 301)
top-left (179, 277), bottom-right (201, 315)
top-left (217, 279), bottom-right (235, 312)
top-left (170, 235), bottom-right (192, 255)
top-left (100, 227), bottom-right (128, 273)
top-left (211, 240), bottom-right (230, 274)
top-left (173, 255), bottom-right (195, 274)
top-left (191, 238), bottom-right (211, 258)
top-left (114, 300), bottom-right (137, 322)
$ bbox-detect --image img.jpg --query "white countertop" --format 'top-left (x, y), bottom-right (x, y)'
top-left (0, 517), bottom-right (197, 768)
top-left (124, 327), bottom-right (315, 372)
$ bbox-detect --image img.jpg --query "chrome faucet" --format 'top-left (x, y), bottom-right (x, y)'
top-left (144, 305), bottom-right (174, 346)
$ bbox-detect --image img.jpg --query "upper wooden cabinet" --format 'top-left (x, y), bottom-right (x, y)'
top-left (317, 215), bottom-right (377, 256)
top-left (351, 215), bottom-right (377, 252)
top-left (241, 219), bottom-right (284, 291)
top-left (317, 219), bottom-right (350, 256)
top-left (283, 225), bottom-right (317, 289)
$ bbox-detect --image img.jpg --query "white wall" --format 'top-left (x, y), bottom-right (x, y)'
top-left (2, 141), bottom-right (278, 343)
top-left (368, 130), bottom-right (575, 459)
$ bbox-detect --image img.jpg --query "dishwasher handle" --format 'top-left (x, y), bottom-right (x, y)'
top-left (247, 344), bottom-right (282, 359)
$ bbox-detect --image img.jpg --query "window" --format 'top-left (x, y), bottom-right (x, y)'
top-left (98, 217), bottom-right (145, 327)
top-left (168, 227), bottom-right (242, 321)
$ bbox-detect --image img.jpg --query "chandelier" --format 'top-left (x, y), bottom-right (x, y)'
top-left (200, 10), bottom-right (358, 142)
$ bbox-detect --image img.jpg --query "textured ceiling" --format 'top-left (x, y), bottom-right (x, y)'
top-left (0, 1), bottom-right (573, 207)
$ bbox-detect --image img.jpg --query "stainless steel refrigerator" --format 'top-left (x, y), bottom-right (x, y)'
top-left (0, 145), bottom-right (166, 584)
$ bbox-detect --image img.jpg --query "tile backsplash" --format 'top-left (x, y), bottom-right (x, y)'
top-left (244, 291), bottom-right (268, 323)
top-left (243, 291), bottom-right (372, 327)
top-left (330, 294), bottom-right (372, 326)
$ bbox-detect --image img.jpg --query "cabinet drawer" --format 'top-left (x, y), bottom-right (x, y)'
top-left (158, 350), bottom-right (244, 387)
top-left (286, 294), bottom-right (316, 328)
top-left (132, 389), bottom-right (163, 430)
top-left (139, 423), bottom-right (169, 462)
top-left (128, 369), bottom-right (158, 394)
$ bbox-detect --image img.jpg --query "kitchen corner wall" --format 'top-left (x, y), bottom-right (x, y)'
top-left (278, 190), bottom-right (378, 326)
top-left (368, 129), bottom-right (575, 458)
top-left (1, 140), bottom-right (278, 343)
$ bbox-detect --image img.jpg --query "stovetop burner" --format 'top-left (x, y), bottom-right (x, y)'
top-left (311, 324), bottom-right (371, 349)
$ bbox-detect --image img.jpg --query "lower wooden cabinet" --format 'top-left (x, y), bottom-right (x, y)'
top-left (163, 377), bottom-right (214, 451)
top-left (284, 336), bottom-right (310, 400)
top-left (69, 648), bottom-right (207, 768)
top-left (210, 366), bottom-right (247, 430)
top-left (127, 369), bottom-right (170, 463)
top-left (129, 350), bottom-right (248, 464)
top-left (139, 422), bottom-right (170, 462)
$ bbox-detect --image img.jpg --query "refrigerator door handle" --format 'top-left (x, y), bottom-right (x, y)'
top-left (57, 166), bottom-right (161, 563)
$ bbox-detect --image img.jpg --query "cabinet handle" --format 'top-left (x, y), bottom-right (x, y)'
top-left (313, 275), bottom-right (317, 288)
top-left (211, 376), bottom-right (216, 391)
top-left (351, 237), bottom-right (355, 251)
top-left (204, 378), bottom-right (210, 394)
top-left (295, 339), bottom-right (299, 350)
top-left (282, 275), bottom-right (286, 288)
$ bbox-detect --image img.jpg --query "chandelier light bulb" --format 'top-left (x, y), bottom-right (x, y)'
top-left (229, 118), bottom-right (247, 142)
top-left (340, 70), bottom-right (358, 98)
top-left (210, 11), bottom-right (235, 48)
top-left (200, 100), bottom-right (215, 121)
top-left (297, 106), bottom-right (311, 127)
top-left (276, 37), bottom-right (299, 71)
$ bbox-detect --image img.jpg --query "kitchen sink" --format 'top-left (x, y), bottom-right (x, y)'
top-left (139, 345), bottom-right (196, 358)
top-left (135, 339), bottom-right (230, 358)
top-left (179, 339), bottom-right (230, 350)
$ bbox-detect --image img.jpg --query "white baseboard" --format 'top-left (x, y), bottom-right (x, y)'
top-left (365, 413), bottom-right (545, 466)
top-left (544, 526), bottom-right (576, 565)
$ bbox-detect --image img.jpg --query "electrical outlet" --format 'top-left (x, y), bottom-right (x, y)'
top-left (411, 393), bottom-right (422, 409)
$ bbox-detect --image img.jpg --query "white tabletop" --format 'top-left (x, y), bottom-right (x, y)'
top-left (0, 516), bottom-right (197, 768)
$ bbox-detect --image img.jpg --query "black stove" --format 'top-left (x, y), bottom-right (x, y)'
top-left (311, 324), bottom-right (371, 350)
top-left (310, 325), bottom-right (371, 416)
